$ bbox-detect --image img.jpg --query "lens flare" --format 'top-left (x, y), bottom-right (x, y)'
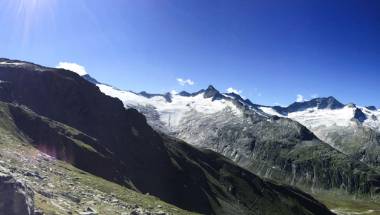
top-left (5, 0), bottom-right (56, 43)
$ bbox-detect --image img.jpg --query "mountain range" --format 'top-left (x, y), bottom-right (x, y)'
top-left (94, 76), bottom-right (380, 194)
top-left (0, 58), bottom-right (341, 215)
top-left (89, 68), bottom-right (380, 214)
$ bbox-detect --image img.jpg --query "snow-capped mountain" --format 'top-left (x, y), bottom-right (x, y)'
top-left (259, 97), bottom-right (380, 165)
top-left (260, 97), bottom-right (380, 131)
top-left (97, 83), bottom-right (268, 135)
top-left (97, 80), bottom-right (380, 156)
top-left (85, 76), bottom-right (380, 196)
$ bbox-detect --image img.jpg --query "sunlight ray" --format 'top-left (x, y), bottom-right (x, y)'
top-left (6, 0), bottom-right (57, 44)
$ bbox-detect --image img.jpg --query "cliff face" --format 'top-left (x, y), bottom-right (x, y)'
top-left (0, 60), bottom-right (335, 214)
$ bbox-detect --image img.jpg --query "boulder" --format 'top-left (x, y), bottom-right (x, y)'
top-left (0, 172), bottom-right (34, 215)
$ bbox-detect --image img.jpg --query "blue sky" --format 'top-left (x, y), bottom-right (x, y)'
top-left (0, 0), bottom-right (379, 106)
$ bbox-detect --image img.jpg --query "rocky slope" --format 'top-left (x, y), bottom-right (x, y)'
top-left (0, 104), bottom-right (193, 215)
top-left (92, 79), bottom-right (380, 197)
top-left (0, 59), bottom-right (334, 214)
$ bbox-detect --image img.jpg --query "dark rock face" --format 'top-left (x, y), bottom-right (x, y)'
top-left (274, 96), bottom-right (345, 114)
top-left (224, 92), bottom-right (253, 107)
top-left (0, 66), bottom-right (169, 170)
top-left (353, 108), bottom-right (367, 122)
top-left (82, 74), bottom-right (100, 84)
top-left (0, 60), bottom-right (336, 214)
top-left (366, 106), bottom-right (377, 111)
top-left (139, 91), bottom-right (172, 102)
top-left (203, 85), bottom-right (224, 100)
top-left (178, 91), bottom-right (191, 96)
top-left (7, 104), bottom-right (133, 188)
top-left (0, 173), bottom-right (34, 215)
top-left (372, 115), bottom-right (378, 121)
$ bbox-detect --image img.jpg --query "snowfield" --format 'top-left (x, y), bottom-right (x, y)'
top-left (97, 84), bottom-right (243, 129)
top-left (259, 105), bottom-right (380, 132)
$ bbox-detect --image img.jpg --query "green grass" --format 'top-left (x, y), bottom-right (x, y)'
top-left (55, 161), bottom-right (199, 215)
top-left (313, 191), bottom-right (380, 215)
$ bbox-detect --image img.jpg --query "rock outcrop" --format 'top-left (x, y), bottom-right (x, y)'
top-left (0, 172), bottom-right (34, 215)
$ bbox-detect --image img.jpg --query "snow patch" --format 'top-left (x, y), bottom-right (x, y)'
top-left (287, 106), bottom-right (356, 128)
top-left (259, 107), bottom-right (283, 117)
top-left (56, 62), bottom-right (88, 76)
top-left (260, 105), bottom-right (380, 133)
top-left (0, 62), bottom-right (25, 66)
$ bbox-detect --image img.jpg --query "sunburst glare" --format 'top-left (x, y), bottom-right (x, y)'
top-left (5, 0), bottom-right (57, 43)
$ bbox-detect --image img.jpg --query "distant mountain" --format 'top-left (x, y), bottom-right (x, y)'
top-left (89, 78), bottom-right (380, 198)
top-left (259, 97), bottom-right (380, 166)
top-left (272, 97), bottom-right (345, 114)
top-left (0, 58), bottom-right (335, 215)
top-left (82, 74), bottom-right (100, 84)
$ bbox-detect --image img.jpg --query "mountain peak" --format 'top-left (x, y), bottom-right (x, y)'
top-left (82, 74), bottom-right (99, 84)
top-left (325, 96), bottom-right (341, 103)
top-left (206, 85), bottom-right (216, 91)
top-left (178, 91), bottom-right (191, 96)
top-left (0, 58), bottom-right (10, 62)
top-left (203, 85), bottom-right (222, 99)
top-left (284, 96), bottom-right (344, 113)
top-left (306, 96), bottom-right (344, 109)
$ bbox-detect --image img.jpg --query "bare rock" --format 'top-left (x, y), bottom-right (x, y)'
top-left (0, 172), bottom-right (34, 215)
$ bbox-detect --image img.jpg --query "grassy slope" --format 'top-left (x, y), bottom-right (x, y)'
top-left (313, 192), bottom-right (380, 215)
top-left (0, 102), bottom-right (196, 215)
top-left (34, 161), bottom-right (198, 215)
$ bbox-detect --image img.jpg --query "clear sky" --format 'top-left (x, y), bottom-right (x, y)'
top-left (0, 0), bottom-right (379, 106)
